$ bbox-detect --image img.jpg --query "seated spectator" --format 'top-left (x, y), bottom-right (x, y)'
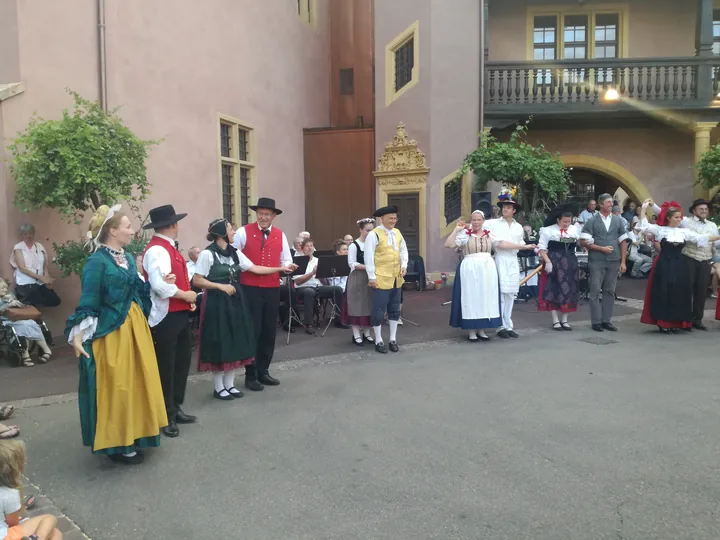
top-left (186, 246), bottom-right (201, 282)
top-left (627, 230), bottom-right (652, 278)
top-left (0, 278), bottom-right (52, 367)
top-left (9, 224), bottom-right (61, 308)
top-left (292, 238), bottom-right (346, 334)
top-left (0, 440), bottom-right (63, 540)
top-left (326, 239), bottom-right (349, 291)
top-left (291, 231), bottom-right (311, 257)
top-left (343, 234), bottom-right (354, 245)
top-left (622, 200), bottom-right (637, 224)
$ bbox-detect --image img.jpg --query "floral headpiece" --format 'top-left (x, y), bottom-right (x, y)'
top-left (85, 204), bottom-right (122, 251)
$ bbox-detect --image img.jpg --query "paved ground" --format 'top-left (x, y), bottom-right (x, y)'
top-left (0, 278), bottom-right (658, 401)
top-left (8, 305), bottom-right (720, 540)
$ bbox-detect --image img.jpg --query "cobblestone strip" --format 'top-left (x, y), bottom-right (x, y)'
top-left (23, 477), bottom-right (91, 540)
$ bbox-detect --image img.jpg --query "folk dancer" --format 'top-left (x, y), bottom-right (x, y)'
top-left (232, 197), bottom-right (295, 389)
top-left (579, 193), bottom-right (628, 332)
top-left (637, 200), bottom-right (720, 334)
top-left (68, 205), bottom-right (167, 464)
top-left (485, 189), bottom-right (536, 338)
top-left (365, 206), bottom-right (408, 354)
top-left (192, 219), bottom-right (294, 400)
top-left (142, 205), bottom-right (198, 438)
top-left (647, 198), bottom-right (718, 330)
top-left (537, 205), bottom-right (581, 330)
top-left (446, 210), bottom-right (501, 341)
top-left (343, 218), bottom-right (376, 346)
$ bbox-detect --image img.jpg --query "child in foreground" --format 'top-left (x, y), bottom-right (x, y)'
top-left (0, 440), bottom-right (62, 540)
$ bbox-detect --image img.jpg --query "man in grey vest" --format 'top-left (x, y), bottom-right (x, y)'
top-left (580, 193), bottom-right (628, 332)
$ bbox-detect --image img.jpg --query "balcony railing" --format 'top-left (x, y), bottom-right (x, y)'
top-left (485, 57), bottom-right (720, 108)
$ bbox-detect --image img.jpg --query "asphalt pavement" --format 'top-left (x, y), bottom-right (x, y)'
top-left (11, 311), bottom-right (720, 540)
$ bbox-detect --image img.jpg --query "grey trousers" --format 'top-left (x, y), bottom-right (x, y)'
top-left (588, 260), bottom-right (621, 325)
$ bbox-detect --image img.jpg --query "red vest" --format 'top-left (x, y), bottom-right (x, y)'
top-left (142, 236), bottom-right (191, 312)
top-left (239, 224), bottom-right (282, 288)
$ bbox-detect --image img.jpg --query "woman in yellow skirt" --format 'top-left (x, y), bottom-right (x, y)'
top-left (66, 205), bottom-right (168, 465)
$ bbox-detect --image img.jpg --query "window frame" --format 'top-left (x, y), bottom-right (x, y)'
top-left (217, 115), bottom-right (257, 227)
top-left (385, 21), bottom-right (420, 106)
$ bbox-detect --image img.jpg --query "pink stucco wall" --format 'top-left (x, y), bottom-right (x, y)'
top-left (0, 0), bottom-right (330, 334)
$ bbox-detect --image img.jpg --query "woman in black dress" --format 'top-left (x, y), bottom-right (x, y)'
top-left (192, 219), bottom-right (293, 400)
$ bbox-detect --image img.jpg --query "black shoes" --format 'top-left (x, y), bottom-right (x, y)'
top-left (592, 324), bottom-right (604, 332)
top-left (601, 322), bottom-right (617, 332)
top-left (109, 452), bottom-right (144, 465)
top-left (213, 390), bottom-right (234, 401)
top-left (176, 408), bottom-right (197, 424)
top-left (388, 341), bottom-right (399, 353)
top-left (227, 387), bottom-right (243, 398)
top-left (259, 373), bottom-right (280, 386)
top-left (352, 337), bottom-right (364, 346)
top-left (375, 342), bottom-right (388, 354)
top-left (497, 329), bottom-right (510, 339)
top-left (245, 379), bottom-right (265, 392)
top-left (163, 421), bottom-right (180, 438)
top-left (693, 322), bottom-right (708, 331)
top-left (507, 330), bottom-right (519, 338)
top-left (334, 321), bottom-right (350, 329)
top-left (561, 322), bottom-right (572, 331)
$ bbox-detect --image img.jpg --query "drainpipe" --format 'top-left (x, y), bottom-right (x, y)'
top-left (98, 0), bottom-right (108, 111)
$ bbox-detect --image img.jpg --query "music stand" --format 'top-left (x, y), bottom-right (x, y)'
top-left (285, 255), bottom-right (310, 345)
top-left (315, 255), bottom-right (351, 336)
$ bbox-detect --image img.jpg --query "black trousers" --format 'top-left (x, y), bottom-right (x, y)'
top-left (686, 256), bottom-right (711, 323)
top-left (242, 286), bottom-right (281, 378)
top-left (151, 311), bottom-right (192, 420)
top-left (15, 284), bottom-right (61, 308)
top-left (297, 285), bottom-right (343, 325)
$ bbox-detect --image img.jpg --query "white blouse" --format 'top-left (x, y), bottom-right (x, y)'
top-left (194, 249), bottom-right (253, 278)
top-left (537, 224), bottom-right (581, 251)
top-left (10, 241), bottom-right (47, 286)
top-left (636, 219), bottom-right (709, 246)
top-left (347, 238), bottom-right (365, 272)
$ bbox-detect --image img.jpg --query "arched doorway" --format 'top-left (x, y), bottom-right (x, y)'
top-left (560, 155), bottom-right (651, 210)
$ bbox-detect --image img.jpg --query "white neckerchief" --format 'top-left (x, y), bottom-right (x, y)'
top-left (378, 225), bottom-right (397, 250)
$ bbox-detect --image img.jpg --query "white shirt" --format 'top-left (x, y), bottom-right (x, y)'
top-left (186, 260), bottom-right (197, 282)
top-left (143, 233), bottom-right (182, 328)
top-left (232, 224), bottom-right (293, 267)
top-left (293, 256), bottom-right (322, 288)
top-left (485, 218), bottom-right (525, 256)
top-left (364, 226), bottom-right (409, 281)
top-left (10, 241), bottom-right (47, 286)
top-left (0, 486), bottom-right (21, 539)
top-left (194, 249), bottom-right (253, 278)
top-left (537, 224), bottom-right (581, 251)
top-left (636, 218), bottom-right (709, 246)
top-left (650, 204), bottom-right (718, 261)
top-left (327, 276), bottom-right (348, 290)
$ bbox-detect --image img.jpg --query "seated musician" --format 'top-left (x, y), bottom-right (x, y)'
top-left (326, 239), bottom-right (349, 291)
top-left (292, 238), bottom-right (346, 334)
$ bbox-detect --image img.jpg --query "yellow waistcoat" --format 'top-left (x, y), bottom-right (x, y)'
top-left (373, 228), bottom-right (405, 290)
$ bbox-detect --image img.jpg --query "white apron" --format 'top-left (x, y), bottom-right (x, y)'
top-left (460, 253), bottom-right (500, 320)
top-left (494, 251), bottom-right (520, 294)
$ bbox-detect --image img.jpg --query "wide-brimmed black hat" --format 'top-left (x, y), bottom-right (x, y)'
top-left (249, 197), bottom-right (282, 215)
top-left (373, 205), bottom-right (398, 218)
top-left (543, 203), bottom-right (577, 227)
top-left (689, 198), bottom-right (711, 212)
top-left (143, 205), bottom-right (187, 230)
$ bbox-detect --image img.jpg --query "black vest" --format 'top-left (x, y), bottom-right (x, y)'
top-left (353, 240), bottom-right (365, 265)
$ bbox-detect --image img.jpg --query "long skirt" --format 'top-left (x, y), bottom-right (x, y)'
top-left (449, 253), bottom-right (502, 330)
top-left (538, 251), bottom-right (579, 313)
top-left (342, 270), bottom-right (372, 326)
top-left (79, 302), bottom-right (167, 455)
top-left (198, 286), bottom-right (255, 372)
top-left (641, 245), bottom-right (692, 329)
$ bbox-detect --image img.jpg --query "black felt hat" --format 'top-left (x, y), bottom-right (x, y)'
top-left (543, 203), bottom-right (576, 227)
top-left (689, 198), bottom-right (711, 212)
top-left (143, 205), bottom-right (188, 230)
top-left (373, 205), bottom-right (398, 218)
top-left (249, 197), bottom-right (282, 215)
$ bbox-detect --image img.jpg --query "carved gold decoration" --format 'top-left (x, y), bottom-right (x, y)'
top-left (378, 175), bottom-right (426, 186)
top-left (374, 123), bottom-right (429, 175)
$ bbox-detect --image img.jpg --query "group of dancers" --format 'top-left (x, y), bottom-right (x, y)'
top-left (65, 198), bottom-right (410, 465)
top-left (448, 190), bottom-right (720, 339)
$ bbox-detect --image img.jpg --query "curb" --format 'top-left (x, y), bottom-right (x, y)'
top-left (23, 477), bottom-right (91, 540)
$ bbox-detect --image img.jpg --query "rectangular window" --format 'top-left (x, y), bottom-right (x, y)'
top-left (594, 14), bottom-right (618, 59)
top-left (394, 38), bottom-right (415, 92)
top-left (340, 68), bottom-right (355, 95)
top-left (563, 15), bottom-right (588, 60)
top-left (221, 164), bottom-right (235, 223)
top-left (713, 10), bottom-right (720, 55)
top-left (533, 16), bottom-right (557, 61)
top-left (219, 118), bottom-right (255, 226)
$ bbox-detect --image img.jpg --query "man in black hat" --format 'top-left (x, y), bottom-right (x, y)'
top-left (365, 205), bottom-right (408, 353)
top-left (233, 197), bottom-right (295, 388)
top-left (648, 197), bottom-right (718, 330)
top-left (142, 205), bottom-right (198, 438)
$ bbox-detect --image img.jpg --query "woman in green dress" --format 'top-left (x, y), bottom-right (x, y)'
top-left (66, 205), bottom-right (169, 465)
top-left (191, 219), bottom-right (294, 401)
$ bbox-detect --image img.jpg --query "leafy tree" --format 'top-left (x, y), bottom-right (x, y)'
top-left (8, 90), bottom-right (158, 275)
top-left (459, 123), bottom-right (571, 221)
